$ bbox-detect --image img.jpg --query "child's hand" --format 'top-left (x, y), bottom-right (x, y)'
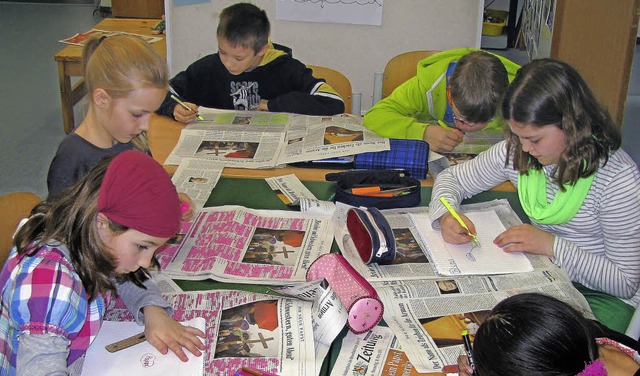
top-left (457, 354), bottom-right (474, 375)
top-left (439, 212), bottom-right (477, 245)
top-left (143, 306), bottom-right (206, 362)
top-left (423, 125), bottom-right (464, 153)
top-left (494, 224), bottom-right (554, 257)
top-left (178, 193), bottom-right (195, 221)
top-left (173, 102), bottom-right (199, 124)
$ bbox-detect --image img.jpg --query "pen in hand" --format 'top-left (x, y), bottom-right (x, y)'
top-left (170, 93), bottom-right (204, 121)
top-left (439, 196), bottom-right (480, 247)
top-left (461, 329), bottom-right (476, 373)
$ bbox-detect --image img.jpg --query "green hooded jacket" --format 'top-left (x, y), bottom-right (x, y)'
top-left (363, 48), bottom-right (521, 141)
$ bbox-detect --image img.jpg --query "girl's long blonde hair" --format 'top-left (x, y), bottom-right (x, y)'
top-left (83, 34), bottom-right (169, 151)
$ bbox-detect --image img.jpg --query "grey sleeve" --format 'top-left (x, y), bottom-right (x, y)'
top-left (116, 277), bottom-right (172, 325)
top-left (17, 333), bottom-right (70, 376)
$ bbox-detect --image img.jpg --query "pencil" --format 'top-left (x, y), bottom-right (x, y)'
top-left (439, 196), bottom-right (480, 247)
top-left (170, 94), bottom-right (204, 121)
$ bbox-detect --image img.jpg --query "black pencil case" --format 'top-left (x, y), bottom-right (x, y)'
top-left (325, 169), bottom-right (421, 209)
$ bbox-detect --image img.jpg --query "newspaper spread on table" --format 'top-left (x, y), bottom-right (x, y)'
top-left (163, 109), bottom-right (389, 167)
top-left (155, 206), bottom-right (334, 284)
top-left (328, 200), bottom-right (595, 374)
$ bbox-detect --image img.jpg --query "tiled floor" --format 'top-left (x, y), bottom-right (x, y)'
top-left (0, 3), bottom-right (637, 199)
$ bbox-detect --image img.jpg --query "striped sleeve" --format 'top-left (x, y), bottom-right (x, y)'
top-left (551, 151), bottom-right (640, 305)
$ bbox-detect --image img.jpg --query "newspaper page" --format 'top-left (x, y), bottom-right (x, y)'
top-left (69, 290), bottom-right (317, 376)
top-left (333, 200), bottom-right (529, 282)
top-left (265, 174), bottom-right (317, 206)
top-left (164, 126), bottom-right (286, 168)
top-left (171, 158), bottom-right (224, 210)
top-left (449, 126), bottom-right (504, 155)
top-left (330, 325), bottom-right (452, 376)
top-left (271, 279), bottom-right (350, 376)
top-left (279, 113), bottom-right (389, 164)
top-left (155, 206), bottom-right (334, 284)
top-left (371, 261), bottom-right (592, 373)
top-left (164, 110), bottom-right (389, 168)
top-left (189, 108), bottom-right (290, 128)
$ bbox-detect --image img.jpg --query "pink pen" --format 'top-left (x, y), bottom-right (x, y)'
top-left (180, 202), bottom-right (189, 214)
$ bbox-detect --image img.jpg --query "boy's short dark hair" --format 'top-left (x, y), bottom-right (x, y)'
top-left (449, 51), bottom-right (509, 123)
top-left (217, 2), bottom-right (270, 54)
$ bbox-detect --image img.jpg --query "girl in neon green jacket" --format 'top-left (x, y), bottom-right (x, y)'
top-left (364, 48), bottom-right (520, 153)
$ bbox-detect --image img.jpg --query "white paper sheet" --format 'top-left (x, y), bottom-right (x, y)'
top-left (81, 317), bottom-right (205, 376)
top-left (411, 211), bottom-right (534, 275)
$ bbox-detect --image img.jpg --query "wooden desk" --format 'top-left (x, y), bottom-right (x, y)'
top-left (148, 113), bottom-right (517, 192)
top-left (54, 18), bottom-right (165, 134)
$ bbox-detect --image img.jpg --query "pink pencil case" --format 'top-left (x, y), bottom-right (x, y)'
top-left (306, 253), bottom-right (384, 334)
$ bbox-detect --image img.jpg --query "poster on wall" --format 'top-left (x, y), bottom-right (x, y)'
top-left (275, 0), bottom-right (383, 26)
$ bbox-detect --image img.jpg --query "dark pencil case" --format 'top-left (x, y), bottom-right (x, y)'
top-left (326, 169), bottom-right (421, 210)
top-left (347, 207), bottom-right (396, 265)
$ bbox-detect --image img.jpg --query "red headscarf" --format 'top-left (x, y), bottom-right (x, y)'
top-left (97, 151), bottom-right (180, 238)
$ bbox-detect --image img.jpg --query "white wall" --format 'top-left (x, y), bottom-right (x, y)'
top-left (166, 0), bottom-right (482, 111)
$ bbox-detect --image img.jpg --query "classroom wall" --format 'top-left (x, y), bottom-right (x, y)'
top-left (166, 0), bottom-right (482, 112)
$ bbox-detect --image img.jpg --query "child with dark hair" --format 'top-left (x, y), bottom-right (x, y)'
top-left (1, 151), bottom-right (205, 374)
top-left (429, 59), bottom-right (640, 332)
top-left (457, 293), bottom-right (640, 376)
top-left (364, 48), bottom-right (520, 152)
top-left (157, 2), bottom-right (345, 122)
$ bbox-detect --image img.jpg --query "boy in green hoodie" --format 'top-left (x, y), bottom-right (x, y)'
top-left (363, 48), bottom-right (520, 153)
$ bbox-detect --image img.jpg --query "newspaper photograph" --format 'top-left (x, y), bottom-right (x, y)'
top-left (71, 290), bottom-right (317, 376)
top-left (171, 157), bottom-right (224, 210)
top-left (155, 206), bottom-right (334, 284)
top-left (279, 113), bottom-right (390, 164)
top-left (164, 126), bottom-right (287, 168)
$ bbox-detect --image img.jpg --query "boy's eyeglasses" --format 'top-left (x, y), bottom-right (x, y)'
top-left (452, 111), bottom-right (494, 129)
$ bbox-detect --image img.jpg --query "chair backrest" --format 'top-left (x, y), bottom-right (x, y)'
top-left (0, 192), bottom-right (41, 265)
top-left (307, 65), bottom-right (352, 114)
top-left (382, 50), bottom-right (440, 99)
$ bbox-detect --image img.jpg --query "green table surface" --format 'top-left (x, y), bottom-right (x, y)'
top-left (175, 176), bottom-right (527, 374)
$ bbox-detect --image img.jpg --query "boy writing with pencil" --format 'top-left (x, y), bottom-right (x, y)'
top-left (157, 2), bottom-right (345, 123)
top-left (363, 49), bottom-right (520, 153)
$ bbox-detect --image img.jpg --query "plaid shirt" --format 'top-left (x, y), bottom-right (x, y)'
top-left (0, 243), bottom-right (108, 374)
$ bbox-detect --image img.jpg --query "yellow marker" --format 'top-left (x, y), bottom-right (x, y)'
top-left (437, 119), bottom-right (451, 130)
top-left (170, 94), bottom-right (204, 121)
top-left (439, 196), bottom-right (480, 247)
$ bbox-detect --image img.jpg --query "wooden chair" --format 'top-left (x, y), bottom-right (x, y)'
top-left (307, 65), bottom-right (352, 114)
top-left (382, 50), bottom-right (440, 99)
top-left (0, 192), bottom-right (41, 265)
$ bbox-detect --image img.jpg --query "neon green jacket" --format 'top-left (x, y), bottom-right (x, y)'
top-left (363, 48), bottom-right (521, 140)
